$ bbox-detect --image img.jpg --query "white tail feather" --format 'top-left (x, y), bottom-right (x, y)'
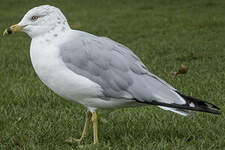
top-left (159, 106), bottom-right (190, 116)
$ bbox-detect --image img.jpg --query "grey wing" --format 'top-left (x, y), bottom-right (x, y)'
top-left (59, 31), bottom-right (186, 105)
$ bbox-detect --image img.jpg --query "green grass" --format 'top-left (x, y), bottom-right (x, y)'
top-left (0, 0), bottom-right (225, 149)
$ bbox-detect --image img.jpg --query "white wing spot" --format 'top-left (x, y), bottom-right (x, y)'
top-left (189, 102), bottom-right (195, 107)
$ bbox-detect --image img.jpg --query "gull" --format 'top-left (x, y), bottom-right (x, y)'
top-left (3, 5), bottom-right (220, 144)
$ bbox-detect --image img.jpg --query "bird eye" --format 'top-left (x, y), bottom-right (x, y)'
top-left (31, 16), bottom-right (38, 21)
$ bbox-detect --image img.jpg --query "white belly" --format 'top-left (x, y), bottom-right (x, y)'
top-left (30, 40), bottom-right (139, 111)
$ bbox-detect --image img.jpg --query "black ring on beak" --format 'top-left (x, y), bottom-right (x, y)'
top-left (7, 27), bottom-right (12, 34)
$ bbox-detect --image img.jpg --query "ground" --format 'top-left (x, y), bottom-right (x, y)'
top-left (0, 0), bottom-right (225, 149)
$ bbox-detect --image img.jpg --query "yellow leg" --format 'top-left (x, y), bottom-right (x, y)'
top-left (66, 111), bottom-right (91, 143)
top-left (92, 112), bottom-right (99, 144)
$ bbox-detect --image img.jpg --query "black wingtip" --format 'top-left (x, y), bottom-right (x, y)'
top-left (176, 91), bottom-right (221, 115)
top-left (135, 92), bottom-right (221, 115)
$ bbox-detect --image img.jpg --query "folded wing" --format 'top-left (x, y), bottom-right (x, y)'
top-left (59, 30), bottom-right (220, 115)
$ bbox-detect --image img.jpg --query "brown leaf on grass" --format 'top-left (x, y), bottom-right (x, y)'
top-left (168, 64), bottom-right (188, 77)
top-left (71, 22), bottom-right (81, 29)
top-left (177, 64), bottom-right (188, 74)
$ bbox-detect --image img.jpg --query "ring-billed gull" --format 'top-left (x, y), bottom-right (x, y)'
top-left (3, 5), bottom-right (220, 144)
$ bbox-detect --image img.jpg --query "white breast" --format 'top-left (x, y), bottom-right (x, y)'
top-left (30, 37), bottom-right (103, 106)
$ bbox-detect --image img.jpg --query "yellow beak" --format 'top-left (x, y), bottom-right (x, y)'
top-left (3, 24), bottom-right (24, 36)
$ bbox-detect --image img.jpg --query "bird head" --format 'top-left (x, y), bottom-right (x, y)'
top-left (3, 5), bottom-right (70, 38)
